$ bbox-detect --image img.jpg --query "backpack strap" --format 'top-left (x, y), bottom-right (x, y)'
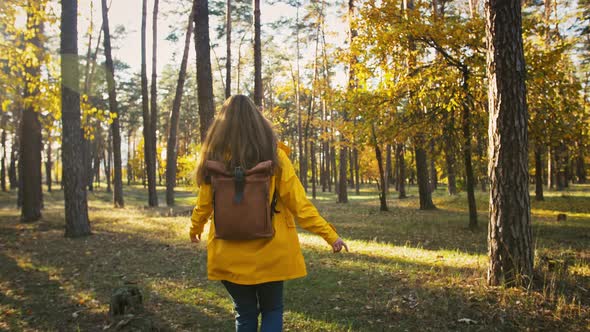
top-left (271, 190), bottom-right (280, 217)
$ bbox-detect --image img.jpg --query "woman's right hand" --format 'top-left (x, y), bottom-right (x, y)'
top-left (190, 233), bottom-right (201, 243)
top-left (332, 238), bottom-right (349, 253)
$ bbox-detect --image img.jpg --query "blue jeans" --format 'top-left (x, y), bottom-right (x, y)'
top-left (221, 280), bottom-right (284, 332)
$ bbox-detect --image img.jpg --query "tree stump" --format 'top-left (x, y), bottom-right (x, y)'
top-left (109, 286), bottom-right (144, 318)
top-left (105, 286), bottom-right (161, 331)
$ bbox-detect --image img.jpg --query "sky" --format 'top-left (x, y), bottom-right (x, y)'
top-left (75, 0), bottom-right (349, 86)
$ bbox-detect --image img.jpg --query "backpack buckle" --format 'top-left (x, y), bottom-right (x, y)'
top-left (234, 166), bottom-right (245, 204)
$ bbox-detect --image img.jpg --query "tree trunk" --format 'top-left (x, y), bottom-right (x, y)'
top-left (338, 0), bottom-right (356, 204)
top-left (547, 148), bottom-right (554, 189)
top-left (294, 5), bottom-right (306, 192)
top-left (330, 145), bottom-right (336, 193)
top-left (166, 2), bottom-right (195, 206)
top-left (9, 133), bottom-right (18, 190)
top-left (485, 0), bottom-right (534, 286)
top-left (225, 0), bottom-right (231, 98)
top-left (563, 148), bottom-right (570, 188)
top-left (194, 0), bottom-right (216, 143)
top-left (354, 147), bottom-right (360, 194)
top-left (1, 129), bottom-right (6, 192)
top-left (311, 138), bottom-right (317, 199)
top-left (253, 0), bottom-right (262, 107)
top-left (349, 148), bottom-right (355, 189)
top-left (141, 0), bottom-right (157, 207)
top-left (45, 140), bottom-right (52, 192)
top-left (320, 111), bottom-right (328, 192)
top-left (414, 139), bottom-right (436, 210)
top-left (20, 2), bottom-right (43, 222)
top-left (556, 146), bottom-right (565, 191)
top-left (477, 134), bottom-right (487, 192)
top-left (577, 149), bottom-right (586, 184)
top-left (429, 139), bottom-right (437, 192)
top-left (461, 69), bottom-right (477, 229)
top-left (61, 0), bottom-right (91, 237)
top-left (445, 115), bottom-right (458, 195)
top-left (105, 131), bottom-right (112, 193)
top-left (127, 131), bottom-right (133, 185)
top-left (372, 126), bottom-right (388, 211)
top-left (102, 0), bottom-right (124, 207)
top-left (535, 145), bottom-right (544, 201)
top-left (385, 144), bottom-right (392, 192)
top-left (93, 136), bottom-right (101, 187)
top-left (338, 145), bottom-right (348, 203)
top-left (396, 143), bottom-right (407, 199)
top-left (149, 0), bottom-right (160, 204)
top-left (56, 147), bottom-right (61, 188)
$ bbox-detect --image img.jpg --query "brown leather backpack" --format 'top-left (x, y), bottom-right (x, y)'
top-left (205, 160), bottom-right (279, 240)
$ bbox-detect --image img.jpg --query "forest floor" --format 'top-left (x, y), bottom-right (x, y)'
top-left (0, 184), bottom-right (589, 331)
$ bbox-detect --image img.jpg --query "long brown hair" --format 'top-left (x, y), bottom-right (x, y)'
top-left (196, 95), bottom-right (278, 185)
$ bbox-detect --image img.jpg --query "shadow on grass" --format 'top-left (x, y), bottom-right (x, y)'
top-left (1, 186), bottom-right (589, 331)
top-left (0, 210), bottom-right (233, 331)
top-left (0, 251), bottom-right (108, 331)
top-left (286, 245), bottom-right (587, 332)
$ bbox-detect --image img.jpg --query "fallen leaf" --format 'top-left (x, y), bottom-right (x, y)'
top-left (458, 318), bottom-right (478, 324)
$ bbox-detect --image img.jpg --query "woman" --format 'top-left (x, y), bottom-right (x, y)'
top-left (189, 95), bottom-right (348, 332)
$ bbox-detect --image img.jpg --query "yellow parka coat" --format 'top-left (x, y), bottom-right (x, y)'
top-left (190, 143), bottom-right (340, 285)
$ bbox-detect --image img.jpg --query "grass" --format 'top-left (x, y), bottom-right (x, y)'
top-left (0, 183), bottom-right (589, 331)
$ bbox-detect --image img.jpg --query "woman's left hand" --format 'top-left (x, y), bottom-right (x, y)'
top-left (332, 238), bottom-right (349, 253)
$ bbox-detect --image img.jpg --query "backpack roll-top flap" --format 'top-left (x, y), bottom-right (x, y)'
top-left (207, 159), bottom-right (275, 240)
top-left (246, 160), bottom-right (273, 176)
top-left (205, 160), bottom-right (231, 177)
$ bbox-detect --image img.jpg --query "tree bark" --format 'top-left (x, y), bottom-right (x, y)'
top-left (1, 127), bottom-right (7, 192)
top-left (385, 144), bottom-right (392, 192)
top-left (556, 146), bottom-right (565, 191)
top-left (225, 0), bottom-right (232, 98)
top-left (294, 4), bottom-right (306, 192)
top-left (9, 132), bottom-right (17, 190)
top-left (562, 147), bottom-right (570, 188)
top-left (461, 69), bottom-right (477, 229)
top-left (445, 114), bottom-right (458, 195)
top-left (535, 145), bottom-right (544, 201)
top-left (311, 137), bottom-right (317, 199)
top-left (338, 145), bottom-right (348, 203)
top-left (428, 139), bottom-right (437, 192)
top-left (45, 139), bottom-right (52, 192)
top-left (396, 143), bottom-right (407, 199)
top-left (414, 139), bottom-right (436, 210)
top-left (330, 145), bottom-right (336, 193)
top-left (547, 148), bottom-right (554, 189)
top-left (61, 0), bottom-right (91, 237)
top-left (485, 0), bottom-right (534, 286)
top-left (577, 149), bottom-right (586, 184)
top-left (349, 148), bottom-right (355, 189)
top-left (339, 0), bottom-right (356, 204)
top-left (166, 2), bottom-right (195, 206)
top-left (194, 0), bottom-right (216, 143)
top-left (354, 147), bottom-right (360, 194)
top-left (127, 130), bottom-right (133, 185)
top-left (104, 130), bottom-right (112, 193)
top-left (102, 0), bottom-right (124, 207)
top-left (20, 1), bottom-right (43, 222)
top-left (149, 0), bottom-right (160, 205)
top-left (253, 0), bottom-right (262, 107)
top-left (141, 0), bottom-right (157, 207)
top-left (372, 125), bottom-right (388, 211)
top-left (93, 135), bottom-right (101, 187)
